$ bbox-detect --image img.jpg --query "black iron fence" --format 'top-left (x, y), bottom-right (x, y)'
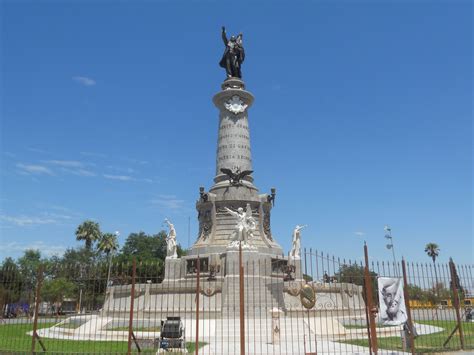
top-left (1, 246), bottom-right (472, 354)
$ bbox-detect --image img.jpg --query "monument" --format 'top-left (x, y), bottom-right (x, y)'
top-left (101, 27), bottom-right (364, 319)
top-left (32, 29), bottom-right (448, 353)
top-left (34, 28), bottom-right (369, 349)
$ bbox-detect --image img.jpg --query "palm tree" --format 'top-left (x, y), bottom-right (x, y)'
top-left (98, 232), bottom-right (119, 287)
top-left (75, 220), bottom-right (101, 250)
top-left (98, 233), bottom-right (119, 256)
top-left (425, 242), bottom-right (440, 292)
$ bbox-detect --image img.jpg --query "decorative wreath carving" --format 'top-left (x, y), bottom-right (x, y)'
top-left (285, 281), bottom-right (302, 297)
top-left (224, 95), bottom-right (248, 114)
top-left (202, 287), bottom-right (217, 297)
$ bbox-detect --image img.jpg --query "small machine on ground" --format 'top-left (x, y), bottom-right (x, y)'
top-left (157, 316), bottom-right (186, 351)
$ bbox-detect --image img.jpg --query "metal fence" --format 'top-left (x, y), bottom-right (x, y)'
top-left (1, 245), bottom-right (472, 354)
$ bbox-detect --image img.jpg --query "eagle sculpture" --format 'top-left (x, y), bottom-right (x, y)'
top-left (220, 168), bottom-right (253, 186)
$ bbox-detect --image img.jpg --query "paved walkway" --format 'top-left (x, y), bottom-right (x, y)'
top-left (34, 315), bottom-right (453, 354)
top-left (190, 318), bottom-right (412, 355)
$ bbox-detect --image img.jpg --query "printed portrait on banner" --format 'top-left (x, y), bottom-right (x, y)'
top-left (378, 277), bottom-right (408, 325)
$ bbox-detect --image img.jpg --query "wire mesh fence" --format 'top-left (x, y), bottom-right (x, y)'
top-left (0, 246), bottom-right (472, 354)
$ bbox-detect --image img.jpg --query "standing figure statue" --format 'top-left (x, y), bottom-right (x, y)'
top-left (164, 218), bottom-right (178, 259)
top-left (290, 225), bottom-right (307, 259)
top-left (224, 203), bottom-right (256, 248)
top-left (219, 26), bottom-right (245, 78)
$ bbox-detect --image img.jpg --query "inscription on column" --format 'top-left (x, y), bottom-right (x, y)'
top-left (216, 113), bottom-right (253, 173)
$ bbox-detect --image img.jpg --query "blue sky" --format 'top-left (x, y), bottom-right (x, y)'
top-left (0, 1), bottom-right (472, 264)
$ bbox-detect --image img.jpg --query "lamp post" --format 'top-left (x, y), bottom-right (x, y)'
top-left (106, 231), bottom-right (120, 289)
top-left (384, 225), bottom-right (398, 277)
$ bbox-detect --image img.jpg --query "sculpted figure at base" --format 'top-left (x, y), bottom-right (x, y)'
top-left (290, 225), bottom-right (307, 259)
top-left (224, 203), bottom-right (256, 249)
top-left (164, 218), bottom-right (178, 259)
top-left (219, 26), bottom-right (245, 78)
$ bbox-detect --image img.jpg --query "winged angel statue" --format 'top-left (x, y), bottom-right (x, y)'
top-left (224, 203), bottom-right (257, 249)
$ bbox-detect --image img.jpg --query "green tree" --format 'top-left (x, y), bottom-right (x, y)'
top-left (335, 264), bottom-right (378, 304)
top-left (406, 284), bottom-right (429, 302)
top-left (42, 278), bottom-right (76, 316)
top-left (425, 242), bottom-right (440, 290)
top-left (98, 233), bottom-right (119, 287)
top-left (97, 233), bottom-right (119, 256)
top-left (0, 258), bottom-right (23, 309)
top-left (120, 231), bottom-right (168, 262)
top-left (61, 247), bottom-right (97, 266)
top-left (17, 250), bottom-right (43, 295)
top-left (117, 230), bottom-right (185, 281)
top-left (75, 220), bottom-right (101, 250)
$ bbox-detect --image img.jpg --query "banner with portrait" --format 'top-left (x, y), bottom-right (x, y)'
top-left (378, 277), bottom-right (408, 325)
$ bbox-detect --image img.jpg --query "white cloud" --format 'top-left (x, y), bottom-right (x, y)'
top-left (80, 151), bottom-right (107, 158)
top-left (60, 168), bottom-right (96, 177)
top-left (150, 195), bottom-right (186, 210)
top-left (103, 174), bottom-right (133, 181)
top-left (42, 212), bottom-right (73, 220)
top-left (106, 165), bottom-right (136, 174)
top-left (123, 157), bottom-right (149, 165)
top-left (354, 231), bottom-right (366, 237)
top-left (16, 163), bottom-right (54, 176)
top-left (42, 160), bottom-right (97, 177)
top-left (0, 212), bottom-right (73, 227)
top-left (0, 214), bottom-right (57, 226)
top-left (45, 160), bottom-right (85, 168)
top-left (27, 147), bottom-right (48, 154)
top-left (102, 174), bottom-right (153, 183)
top-left (73, 76), bottom-right (96, 86)
top-left (0, 241), bottom-right (66, 257)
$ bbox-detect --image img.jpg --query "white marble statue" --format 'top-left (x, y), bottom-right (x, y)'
top-left (224, 203), bottom-right (256, 249)
top-left (164, 218), bottom-right (178, 259)
top-left (290, 225), bottom-right (307, 259)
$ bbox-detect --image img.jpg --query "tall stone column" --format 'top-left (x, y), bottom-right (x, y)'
top-left (191, 77), bottom-right (283, 256)
top-left (211, 78), bottom-right (256, 191)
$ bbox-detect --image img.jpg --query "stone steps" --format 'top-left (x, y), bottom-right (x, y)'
top-left (222, 276), bottom-right (285, 316)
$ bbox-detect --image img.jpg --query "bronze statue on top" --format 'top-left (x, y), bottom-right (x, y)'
top-left (219, 26), bottom-right (245, 78)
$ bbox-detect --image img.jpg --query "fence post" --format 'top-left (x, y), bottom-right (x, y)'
top-left (401, 259), bottom-right (416, 355)
top-left (363, 276), bottom-right (373, 355)
top-left (195, 256), bottom-right (200, 355)
top-left (364, 243), bottom-right (378, 354)
top-left (127, 259), bottom-right (137, 355)
top-left (239, 241), bottom-right (245, 355)
top-left (449, 258), bottom-right (465, 350)
top-left (31, 265), bottom-right (44, 353)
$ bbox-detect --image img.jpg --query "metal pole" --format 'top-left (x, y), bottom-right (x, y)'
top-left (106, 252), bottom-right (113, 290)
top-left (391, 246), bottom-right (398, 276)
top-left (401, 259), bottom-right (416, 355)
top-left (449, 258), bottom-right (465, 349)
top-left (31, 265), bottom-right (43, 353)
top-left (384, 226), bottom-right (398, 276)
top-left (239, 241), bottom-right (245, 355)
top-left (389, 230), bottom-right (397, 270)
top-left (127, 259), bottom-right (136, 355)
top-left (195, 256), bottom-right (200, 355)
top-left (363, 276), bottom-right (373, 355)
top-left (304, 249), bottom-right (312, 353)
top-left (364, 243), bottom-right (378, 354)
top-left (188, 216), bottom-right (191, 249)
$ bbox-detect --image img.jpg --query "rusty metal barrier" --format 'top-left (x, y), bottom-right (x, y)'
top-left (0, 247), bottom-right (472, 354)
